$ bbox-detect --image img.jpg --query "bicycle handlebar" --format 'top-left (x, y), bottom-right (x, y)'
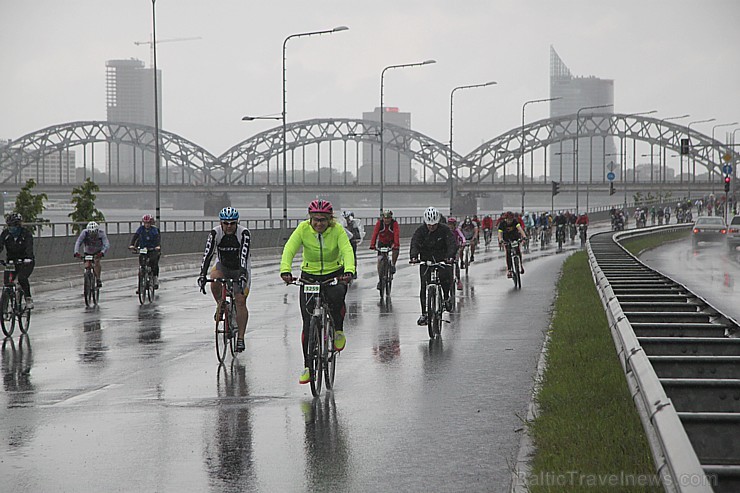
top-left (0, 259), bottom-right (32, 265)
top-left (288, 277), bottom-right (340, 287)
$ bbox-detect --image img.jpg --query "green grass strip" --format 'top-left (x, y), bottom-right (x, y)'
top-left (527, 251), bottom-right (662, 492)
top-left (622, 229), bottom-right (691, 256)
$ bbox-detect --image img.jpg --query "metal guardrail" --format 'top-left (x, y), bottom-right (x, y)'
top-left (587, 224), bottom-right (723, 492)
top-left (23, 215), bottom-right (424, 238)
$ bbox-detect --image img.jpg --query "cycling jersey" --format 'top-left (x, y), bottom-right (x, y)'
top-left (200, 224), bottom-right (252, 282)
top-left (409, 224), bottom-right (457, 262)
top-left (370, 219), bottom-right (400, 249)
top-left (74, 229), bottom-right (110, 255)
top-left (280, 220), bottom-right (355, 276)
top-left (451, 227), bottom-right (466, 247)
top-left (0, 227), bottom-right (34, 261)
top-left (130, 225), bottom-right (161, 249)
top-left (498, 221), bottom-right (523, 242)
top-left (481, 217), bottom-right (494, 230)
top-left (460, 224), bottom-right (477, 241)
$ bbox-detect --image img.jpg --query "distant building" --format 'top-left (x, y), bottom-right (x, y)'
top-left (0, 138), bottom-right (75, 184)
top-left (359, 107), bottom-right (412, 183)
top-left (105, 58), bottom-right (161, 183)
top-left (549, 46), bottom-right (616, 183)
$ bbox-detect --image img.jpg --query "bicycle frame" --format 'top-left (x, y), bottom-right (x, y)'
top-left (377, 246), bottom-right (393, 301)
top-left (417, 261), bottom-right (450, 339)
top-left (82, 254), bottom-right (99, 307)
top-left (505, 240), bottom-right (523, 289)
top-left (205, 278), bottom-right (238, 364)
top-left (0, 260), bottom-right (31, 336)
top-left (135, 248), bottom-right (155, 304)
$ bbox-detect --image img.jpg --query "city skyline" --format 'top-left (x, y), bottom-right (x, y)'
top-left (2, 0), bottom-right (739, 169)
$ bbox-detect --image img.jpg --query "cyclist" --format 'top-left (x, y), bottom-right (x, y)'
top-left (460, 216), bottom-right (479, 262)
top-left (497, 211), bottom-right (527, 278)
top-left (0, 213), bottom-right (35, 309)
top-left (197, 207), bottom-right (252, 353)
top-left (447, 216), bottom-right (465, 291)
top-left (342, 210), bottom-right (363, 279)
top-left (409, 207), bottom-right (457, 326)
top-left (575, 212), bottom-right (589, 242)
top-left (481, 214), bottom-right (494, 246)
top-left (280, 199), bottom-right (354, 385)
top-left (73, 221), bottom-right (110, 287)
top-left (129, 214), bottom-right (161, 289)
top-left (369, 209), bottom-right (400, 290)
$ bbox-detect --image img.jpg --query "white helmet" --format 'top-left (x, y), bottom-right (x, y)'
top-left (423, 206), bottom-right (440, 225)
top-left (86, 221), bottom-right (99, 233)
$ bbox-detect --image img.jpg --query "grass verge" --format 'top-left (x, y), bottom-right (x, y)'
top-left (527, 251), bottom-right (662, 492)
top-left (621, 229), bottom-right (691, 256)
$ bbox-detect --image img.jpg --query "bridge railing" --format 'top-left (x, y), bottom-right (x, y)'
top-left (24, 215), bottom-right (425, 238)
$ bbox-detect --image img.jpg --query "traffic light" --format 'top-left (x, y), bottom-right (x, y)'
top-left (725, 175), bottom-right (731, 193)
top-left (609, 182), bottom-right (615, 195)
top-left (552, 181), bottom-right (560, 196)
top-left (680, 138), bottom-right (690, 156)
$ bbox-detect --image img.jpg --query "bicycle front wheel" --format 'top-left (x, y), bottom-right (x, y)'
top-left (137, 269), bottom-right (147, 305)
top-left (17, 294), bottom-right (31, 334)
top-left (214, 302), bottom-right (229, 364)
top-left (513, 255), bottom-right (522, 289)
top-left (426, 284), bottom-right (439, 339)
top-left (147, 270), bottom-right (155, 303)
top-left (308, 316), bottom-right (323, 397)
top-left (84, 270), bottom-right (93, 307)
top-left (1, 289), bottom-right (15, 337)
top-left (323, 309), bottom-right (337, 391)
top-left (378, 258), bottom-right (388, 300)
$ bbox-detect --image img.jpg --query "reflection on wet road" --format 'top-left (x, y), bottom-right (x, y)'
top-left (0, 241), bottom-right (585, 492)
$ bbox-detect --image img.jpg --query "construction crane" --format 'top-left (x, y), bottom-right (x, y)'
top-left (134, 36), bottom-right (202, 68)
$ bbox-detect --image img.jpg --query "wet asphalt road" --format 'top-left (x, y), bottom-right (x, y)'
top-left (1, 238), bottom-right (587, 493)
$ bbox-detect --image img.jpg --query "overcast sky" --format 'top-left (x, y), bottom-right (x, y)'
top-left (2, 0), bottom-right (739, 160)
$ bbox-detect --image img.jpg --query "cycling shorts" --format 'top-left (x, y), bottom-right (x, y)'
top-left (211, 263), bottom-right (250, 298)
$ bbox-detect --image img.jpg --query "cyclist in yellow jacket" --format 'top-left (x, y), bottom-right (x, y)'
top-left (280, 199), bottom-right (355, 385)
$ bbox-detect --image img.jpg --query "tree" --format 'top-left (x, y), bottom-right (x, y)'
top-left (69, 178), bottom-right (105, 233)
top-left (13, 179), bottom-right (48, 232)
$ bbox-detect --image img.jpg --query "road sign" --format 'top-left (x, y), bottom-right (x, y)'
top-left (607, 160), bottom-right (615, 172)
top-left (724, 153), bottom-right (732, 163)
top-left (607, 172), bottom-right (616, 181)
top-left (723, 164), bottom-right (733, 175)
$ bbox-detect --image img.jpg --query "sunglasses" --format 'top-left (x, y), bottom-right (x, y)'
top-left (311, 216), bottom-right (329, 223)
top-left (221, 221), bottom-right (238, 226)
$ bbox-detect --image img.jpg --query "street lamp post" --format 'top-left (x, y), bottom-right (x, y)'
top-left (520, 97), bottom-right (560, 213)
top-left (150, 0), bottom-right (162, 224)
top-left (575, 104), bottom-right (613, 213)
top-left (712, 121), bottom-right (738, 193)
top-left (449, 81), bottom-right (496, 215)
top-left (380, 59), bottom-right (436, 213)
top-left (282, 26), bottom-right (348, 227)
top-left (687, 118), bottom-right (716, 195)
top-left (658, 114), bottom-right (689, 190)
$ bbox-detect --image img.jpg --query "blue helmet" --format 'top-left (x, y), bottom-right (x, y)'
top-left (219, 207), bottom-right (239, 221)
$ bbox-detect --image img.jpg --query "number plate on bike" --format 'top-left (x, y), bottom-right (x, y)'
top-left (138, 248), bottom-right (148, 254)
top-left (303, 284), bottom-right (320, 293)
top-left (378, 247), bottom-right (391, 253)
top-left (83, 255), bottom-right (95, 261)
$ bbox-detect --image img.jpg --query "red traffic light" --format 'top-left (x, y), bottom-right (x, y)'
top-left (725, 176), bottom-right (732, 184)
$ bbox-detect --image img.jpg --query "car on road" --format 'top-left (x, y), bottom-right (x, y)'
top-left (691, 216), bottom-right (727, 246)
top-left (727, 215), bottom-right (740, 251)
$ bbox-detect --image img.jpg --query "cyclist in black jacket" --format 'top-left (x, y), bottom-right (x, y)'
top-left (409, 207), bottom-right (457, 326)
top-left (0, 213), bottom-right (35, 309)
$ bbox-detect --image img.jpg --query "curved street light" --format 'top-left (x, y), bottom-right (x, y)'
top-left (282, 26), bottom-right (348, 227)
top-left (449, 81), bottom-right (497, 214)
top-left (575, 103), bottom-right (613, 212)
top-left (379, 59), bottom-right (436, 212)
top-left (520, 97), bottom-right (560, 213)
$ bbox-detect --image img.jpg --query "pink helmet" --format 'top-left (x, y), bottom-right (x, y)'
top-left (308, 199), bottom-right (333, 214)
top-left (142, 214), bottom-right (155, 224)
top-left (447, 216), bottom-right (458, 224)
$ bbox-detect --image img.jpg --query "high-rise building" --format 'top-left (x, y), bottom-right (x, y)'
top-left (360, 107), bottom-right (412, 183)
top-left (549, 46), bottom-right (616, 183)
top-left (105, 58), bottom-right (161, 183)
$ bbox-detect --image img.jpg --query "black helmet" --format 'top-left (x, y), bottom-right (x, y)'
top-left (6, 213), bottom-right (22, 227)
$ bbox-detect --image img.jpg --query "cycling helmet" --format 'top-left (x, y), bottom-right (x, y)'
top-left (342, 210), bottom-right (354, 219)
top-left (86, 221), bottom-right (99, 233)
top-left (381, 209), bottom-right (393, 219)
top-left (308, 199), bottom-right (333, 214)
top-left (219, 207), bottom-right (239, 221)
top-left (142, 214), bottom-right (154, 224)
top-left (447, 216), bottom-right (458, 224)
top-left (423, 206), bottom-right (440, 225)
top-left (6, 213), bottom-right (22, 226)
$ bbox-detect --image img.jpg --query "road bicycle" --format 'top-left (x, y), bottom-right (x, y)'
top-left (377, 246), bottom-right (394, 301)
top-left (579, 224), bottom-right (588, 248)
top-left (483, 228), bottom-right (492, 250)
top-left (505, 240), bottom-right (523, 289)
top-left (133, 247), bottom-right (156, 304)
top-left (555, 224), bottom-right (566, 252)
top-left (415, 260), bottom-right (452, 340)
top-left (290, 277), bottom-right (340, 397)
top-left (203, 278), bottom-right (239, 364)
top-left (0, 260), bottom-right (32, 336)
top-left (81, 254), bottom-right (101, 307)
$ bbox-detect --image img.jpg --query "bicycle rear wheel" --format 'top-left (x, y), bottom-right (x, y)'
top-left (214, 303), bottom-right (229, 364)
top-left (308, 317), bottom-right (323, 397)
top-left (323, 310), bottom-right (337, 391)
top-left (137, 269), bottom-right (147, 305)
top-left (1, 289), bottom-right (15, 337)
top-left (17, 293), bottom-right (30, 334)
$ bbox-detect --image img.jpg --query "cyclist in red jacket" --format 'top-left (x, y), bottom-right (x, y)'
top-left (369, 210), bottom-right (400, 288)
